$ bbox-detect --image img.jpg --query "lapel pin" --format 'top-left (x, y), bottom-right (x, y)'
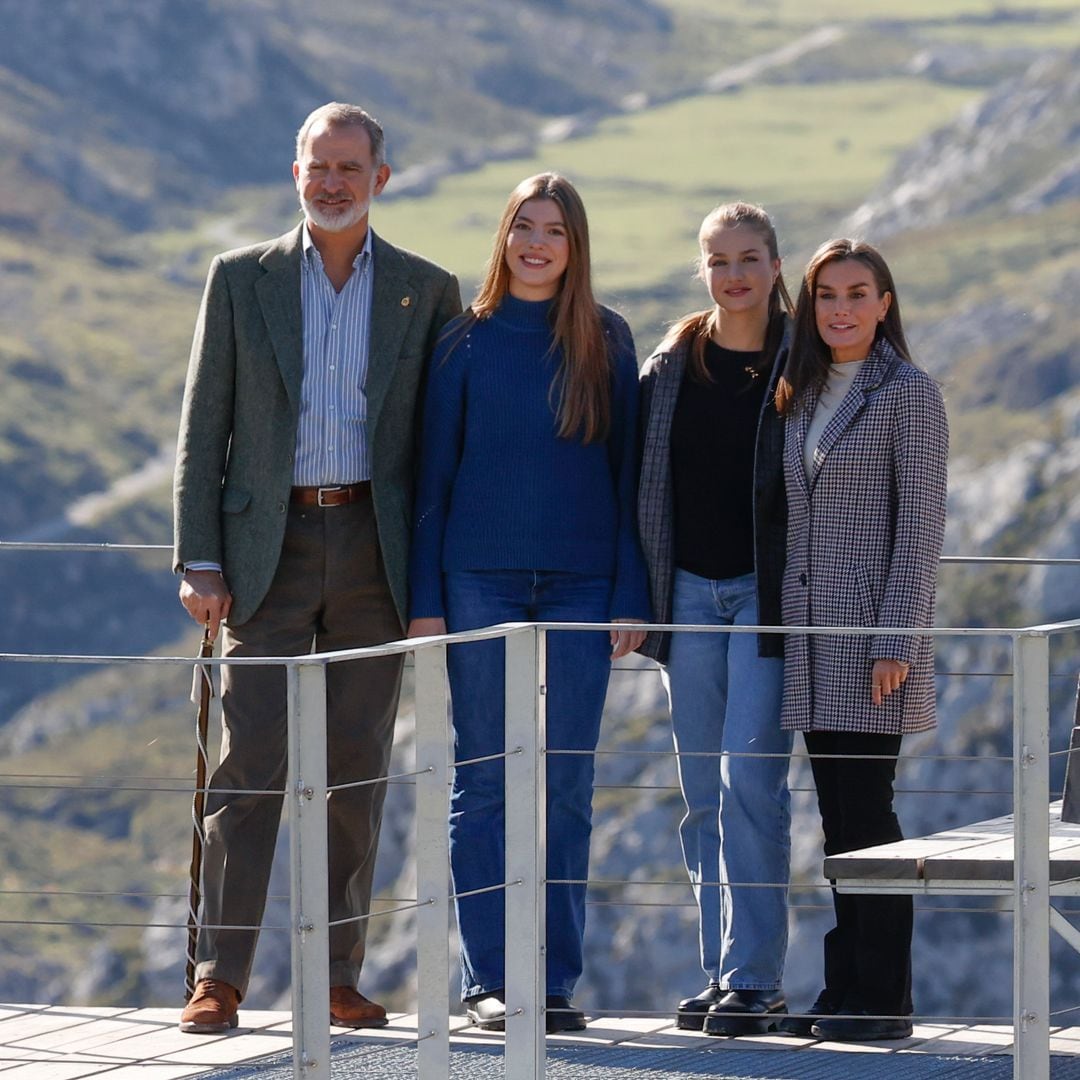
top-left (400, 296), bottom-right (411, 307)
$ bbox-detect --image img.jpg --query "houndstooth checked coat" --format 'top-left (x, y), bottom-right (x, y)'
top-left (781, 339), bottom-right (949, 734)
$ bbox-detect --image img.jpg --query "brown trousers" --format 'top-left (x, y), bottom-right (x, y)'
top-left (195, 498), bottom-right (403, 997)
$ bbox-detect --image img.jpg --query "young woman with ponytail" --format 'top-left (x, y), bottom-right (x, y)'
top-left (637, 203), bottom-right (795, 1036)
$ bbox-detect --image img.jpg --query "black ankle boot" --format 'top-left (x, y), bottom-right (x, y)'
top-left (702, 988), bottom-right (786, 1037)
top-left (675, 983), bottom-right (724, 1031)
top-left (778, 988), bottom-right (844, 1036)
top-left (545, 995), bottom-right (585, 1033)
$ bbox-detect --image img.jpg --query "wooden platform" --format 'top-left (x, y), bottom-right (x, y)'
top-left (825, 800), bottom-right (1080, 895)
top-left (0, 1003), bottom-right (1078, 1079)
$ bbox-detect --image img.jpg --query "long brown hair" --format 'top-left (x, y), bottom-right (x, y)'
top-left (776, 238), bottom-right (912, 414)
top-left (659, 202), bottom-right (794, 383)
top-left (455, 173), bottom-right (611, 443)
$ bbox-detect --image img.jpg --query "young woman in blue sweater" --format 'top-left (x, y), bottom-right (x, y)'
top-left (407, 173), bottom-right (650, 1033)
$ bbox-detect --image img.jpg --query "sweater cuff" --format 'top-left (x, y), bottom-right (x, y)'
top-left (407, 582), bottom-right (446, 622)
top-left (870, 633), bottom-right (919, 666)
top-left (609, 579), bottom-right (652, 623)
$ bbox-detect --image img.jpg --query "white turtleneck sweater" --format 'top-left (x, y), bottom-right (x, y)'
top-left (803, 359), bottom-right (865, 480)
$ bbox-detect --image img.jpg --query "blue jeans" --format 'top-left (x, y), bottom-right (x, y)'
top-left (444, 569), bottom-right (614, 1000)
top-left (663, 569), bottom-right (791, 989)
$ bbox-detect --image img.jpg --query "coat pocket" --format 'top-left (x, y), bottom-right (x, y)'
top-left (823, 565), bottom-right (876, 680)
top-left (851, 564), bottom-right (877, 628)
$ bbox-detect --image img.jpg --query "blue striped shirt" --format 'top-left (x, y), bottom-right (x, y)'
top-left (295, 223), bottom-right (374, 484)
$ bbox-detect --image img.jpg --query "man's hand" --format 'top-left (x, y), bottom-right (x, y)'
top-left (610, 618), bottom-right (647, 660)
top-left (407, 617), bottom-right (447, 639)
top-left (871, 658), bottom-right (909, 706)
top-left (179, 570), bottom-right (233, 642)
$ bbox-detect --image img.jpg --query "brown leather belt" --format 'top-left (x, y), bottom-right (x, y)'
top-left (290, 482), bottom-right (371, 507)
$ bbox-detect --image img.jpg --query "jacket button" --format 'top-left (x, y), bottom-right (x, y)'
top-left (278, 502), bottom-right (286, 513)
top-left (799, 573), bottom-right (807, 586)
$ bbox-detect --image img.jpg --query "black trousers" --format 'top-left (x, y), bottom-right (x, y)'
top-left (804, 730), bottom-right (913, 1016)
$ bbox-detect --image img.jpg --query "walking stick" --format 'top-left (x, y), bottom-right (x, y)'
top-left (184, 624), bottom-right (215, 1001)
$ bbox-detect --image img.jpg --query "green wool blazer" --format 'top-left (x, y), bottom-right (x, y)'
top-left (173, 224), bottom-right (462, 628)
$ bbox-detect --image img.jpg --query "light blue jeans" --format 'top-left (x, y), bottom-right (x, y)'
top-left (663, 569), bottom-right (791, 990)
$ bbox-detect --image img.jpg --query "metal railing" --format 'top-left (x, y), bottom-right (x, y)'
top-left (0, 544), bottom-right (1079, 1079)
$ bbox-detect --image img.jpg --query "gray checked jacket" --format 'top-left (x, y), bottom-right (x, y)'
top-left (781, 339), bottom-right (949, 734)
top-left (636, 317), bottom-right (790, 664)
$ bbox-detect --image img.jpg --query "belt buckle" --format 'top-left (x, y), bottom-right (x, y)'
top-left (317, 486), bottom-right (344, 507)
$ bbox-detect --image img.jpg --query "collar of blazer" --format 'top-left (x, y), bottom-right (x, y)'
top-left (255, 226), bottom-right (304, 413)
top-left (253, 224), bottom-right (421, 434)
top-left (797, 337), bottom-right (902, 493)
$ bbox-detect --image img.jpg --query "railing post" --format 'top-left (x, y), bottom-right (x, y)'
top-left (288, 661), bottom-right (331, 1080)
top-left (414, 643), bottom-right (451, 1076)
top-left (1013, 631), bottom-right (1050, 1080)
top-left (504, 626), bottom-right (546, 1079)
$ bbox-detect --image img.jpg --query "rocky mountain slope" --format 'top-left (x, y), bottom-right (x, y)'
top-left (846, 48), bottom-right (1080, 239)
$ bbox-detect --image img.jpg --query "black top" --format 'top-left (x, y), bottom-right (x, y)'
top-left (670, 340), bottom-right (768, 580)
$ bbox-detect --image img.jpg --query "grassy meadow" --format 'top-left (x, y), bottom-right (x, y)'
top-left (376, 78), bottom-right (979, 305)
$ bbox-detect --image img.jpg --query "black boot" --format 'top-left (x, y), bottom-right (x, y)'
top-left (702, 988), bottom-right (786, 1036)
top-left (675, 983), bottom-right (725, 1031)
top-left (778, 988), bottom-right (844, 1036)
top-left (812, 1007), bottom-right (913, 1042)
top-left (545, 995), bottom-right (585, 1033)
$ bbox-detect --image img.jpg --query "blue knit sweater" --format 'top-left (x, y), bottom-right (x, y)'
top-left (408, 294), bottom-right (650, 622)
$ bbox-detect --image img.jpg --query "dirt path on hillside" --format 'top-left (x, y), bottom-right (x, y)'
top-left (702, 25), bottom-right (846, 93)
top-left (22, 446), bottom-right (174, 543)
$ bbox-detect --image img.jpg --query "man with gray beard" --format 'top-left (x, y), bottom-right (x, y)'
top-left (174, 102), bottom-right (461, 1033)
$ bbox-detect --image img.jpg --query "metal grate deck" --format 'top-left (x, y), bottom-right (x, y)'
top-left (201, 1042), bottom-right (1080, 1080)
top-left (3, 1004), bottom-right (1076, 1079)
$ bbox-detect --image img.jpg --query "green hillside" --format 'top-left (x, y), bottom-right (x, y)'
top-left (373, 77), bottom-right (978, 304)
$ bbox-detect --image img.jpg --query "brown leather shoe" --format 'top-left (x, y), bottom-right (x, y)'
top-left (329, 985), bottom-right (388, 1028)
top-left (179, 979), bottom-right (241, 1033)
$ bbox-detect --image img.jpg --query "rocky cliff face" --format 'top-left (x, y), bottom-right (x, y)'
top-left (846, 48), bottom-right (1080, 238)
top-left (0, 0), bottom-right (325, 226)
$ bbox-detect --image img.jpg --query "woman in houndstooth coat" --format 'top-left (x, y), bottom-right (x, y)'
top-left (776, 239), bottom-right (948, 1042)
